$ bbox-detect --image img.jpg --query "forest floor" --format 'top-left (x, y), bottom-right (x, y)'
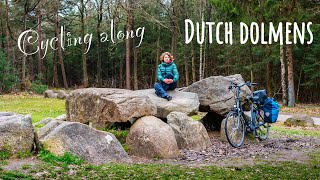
top-left (128, 123), bottom-right (320, 166)
top-left (0, 94), bottom-right (320, 179)
top-left (1, 122), bottom-right (319, 179)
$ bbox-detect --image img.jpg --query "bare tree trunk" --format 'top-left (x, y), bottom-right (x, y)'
top-left (191, 42), bottom-right (196, 83)
top-left (4, 0), bottom-right (10, 61)
top-left (266, 61), bottom-right (271, 96)
top-left (133, 47), bottom-right (138, 89)
top-left (287, 44), bottom-right (295, 107)
top-left (27, 46), bottom-right (34, 81)
top-left (296, 67), bottom-right (302, 103)
top-left (12, 47), bottom-right (16, 68)
top-left (55, 12), bottom-right (68, 88)
top-left (199, 0), bottom-right (204, 80)
top-left (266, 45), bottom-right (272, 96)
top-left (184, 47), bottom-right (189, 86)
top-left (125, 0), bottom-right (132, 90)
top-left (204, 1), bottom-right (211, 78)
top-left (120, 58), bottom-right (123, 88)
top-left (199, 45), bottom-right (203, 80)
top-left (0, 15), bottom-right (3, 50)
top-left (202, 36), bottom-right (206, 79)
top-left (96, 0), bottom-right (104, 87)
top-left (249, 44), bottom-right (254, 91)
top-left (81, 0), bottom-right (88, 87)
top-left (132, 6), bottom-right (138, 90)
top-left (182, 10), bottom-right (189, 86)
top-left (37, 4), bottom-right (43, 79)
top-left (155, 25), bottom-right (160, 84)
top-left (21, 5), bottom-right (27, 91)
top-left (280, 45), bottom-right (287, 106)
top-left (53, 39), bottom-right (59, 87)
top-left (5, 21), bottom-right (10, 62)
top-left (171, 0), bottom-right (178, 57)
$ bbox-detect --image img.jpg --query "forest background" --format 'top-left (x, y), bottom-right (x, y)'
top-left (0, 0), bottom-right (319, 106)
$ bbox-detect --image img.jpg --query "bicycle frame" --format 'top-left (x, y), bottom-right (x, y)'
top-left (231, 83), bottom-right (261, 131)
top-left (226, 81), bottom-right (270, 147)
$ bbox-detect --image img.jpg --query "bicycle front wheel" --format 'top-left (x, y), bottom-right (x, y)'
top-left (225, 111), bottom-right (245, 147)
top-left (255, 111), bottom-right (270, 141)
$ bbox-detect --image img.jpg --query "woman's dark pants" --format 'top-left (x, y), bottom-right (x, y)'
top-left (154, 73), bottom-right (177, 98)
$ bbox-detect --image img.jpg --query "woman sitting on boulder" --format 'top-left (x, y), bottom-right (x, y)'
top-left (154, 52), bottom-right (179, 101)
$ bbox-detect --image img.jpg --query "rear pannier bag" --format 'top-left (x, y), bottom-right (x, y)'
top-left (253, 89), bottom-right (268, 105)
top-left (263, 97), bottom-right (280, 123)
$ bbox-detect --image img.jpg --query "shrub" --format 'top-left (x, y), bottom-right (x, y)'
top-left (31, 80), bottom-right (48, 94)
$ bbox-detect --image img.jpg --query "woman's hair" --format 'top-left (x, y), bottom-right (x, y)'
top-left (160, 52), bottom-right (174, 62)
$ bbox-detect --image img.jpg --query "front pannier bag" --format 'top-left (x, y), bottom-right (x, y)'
top-left (263, 97), bottom-right (280, 123)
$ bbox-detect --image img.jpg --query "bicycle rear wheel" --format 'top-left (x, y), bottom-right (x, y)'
top-left (225, 111), bottom-right (245, 147)
top-left (254, 111), bottom-right (270, 141)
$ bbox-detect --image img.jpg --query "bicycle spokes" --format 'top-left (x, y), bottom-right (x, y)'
top-left (225, 112), bottom-right (245, 147)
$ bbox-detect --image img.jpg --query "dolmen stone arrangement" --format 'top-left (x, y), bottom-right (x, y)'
top-left (1, 74), bottom-right (252, 164)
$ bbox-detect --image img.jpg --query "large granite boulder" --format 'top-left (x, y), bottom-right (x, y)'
top-left (37, 120), bottom-right (131, 165)
top-left (57, 90), bottom-right (68, 99)
top-left (126, 116), bottom-right (180, 159)
top-left (33, 118), bottom-right (55, 128)
top-left (167, 112), bottom-right (211, 150)
top-left (34, 114), bottom-right (66, 129)
top-left (66, 88), bottom-right (157, 129)
top-left (183, 74), bottom-right (251, 116)
top-left (0, 113), bottom-right (34, 154)
top-left (136, 89), bottom-right (199, 118)
top-left (44, 90), bottom-right (58, 98)
top-left (284, 114), bottom-right (315, 127)
top-left (56, 114), bottom-right (66, 121)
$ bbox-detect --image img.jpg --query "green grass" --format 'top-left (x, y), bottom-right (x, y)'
top-left (39, 150), bottom-right (84, 167)
top-left (0, 94), bottom-right (65, 124)
top-left (0, 151), bottom-right (10, 160)
top-left (270, 123), bottom-right (320, 137)
top-left (1, 153), bottom-right (320, 179)
top-left (16, 151), bottom-right (33, 159)
top-left (106, 129), bottom-right (129, 152)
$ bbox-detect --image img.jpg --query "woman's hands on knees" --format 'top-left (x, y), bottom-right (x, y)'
top-left (163, 78), bottom-right (173, 84)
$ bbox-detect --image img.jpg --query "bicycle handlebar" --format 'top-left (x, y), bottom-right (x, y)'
top-left (228, 81), bottom-right (259, 90)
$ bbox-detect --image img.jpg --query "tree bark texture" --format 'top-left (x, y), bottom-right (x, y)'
top-left (96, 0), bottom-right (104, 87)
top-left (55, 11), bottom-right (68, 88)
top-left (81, 0), bottom-right (88, 87)
top-left (171, 0), bottom-right (178, 57)
top-left (280, 45), bottom-right (287, 106)
top-left (53, 39), bottom-right (59, 87)
top-left (132, 5), bottom-right (138, 90)
top-left (287, 44), bottom-right (295, 107)
top-left (191, 42), bottom-right (196, 83)
top-left (125, 0), bottom-right (132, 90)
top-left (37, 4), bottom-right (43, 78)
top-left (155, 25), bottom-right (160, 84)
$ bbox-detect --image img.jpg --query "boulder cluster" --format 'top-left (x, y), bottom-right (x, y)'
top-left (1, 74), bottom-right (261, 164)
top-left (44, 90), bottom-right (68, 99)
